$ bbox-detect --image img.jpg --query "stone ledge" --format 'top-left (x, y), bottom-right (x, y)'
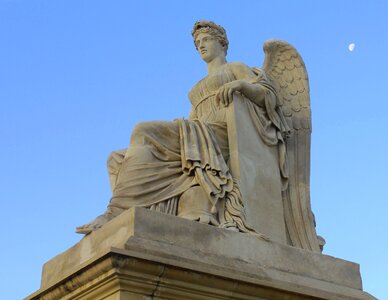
top-left (26, 207), bottom-right (376, 300)
top-left (26, 249), bottom-right (376, 300)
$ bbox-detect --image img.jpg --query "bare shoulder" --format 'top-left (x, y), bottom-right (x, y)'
top-left (228, 62), bottom-right (251, 73)
top-left (228, 62), bottom-right (255, 79)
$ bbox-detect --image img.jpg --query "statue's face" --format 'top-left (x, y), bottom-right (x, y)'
top-left (195, 32), bottom-right (225, 63)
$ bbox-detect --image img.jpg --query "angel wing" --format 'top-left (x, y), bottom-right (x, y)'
top-left (262, 40), bottom-right (322, 252)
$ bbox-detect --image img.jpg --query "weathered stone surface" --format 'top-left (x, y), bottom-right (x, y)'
top-left (25, 21), bottom-right (377, 300)
top-left (27, 208), bottom-right (376, 300)
top-left (227, 93), bottom-right (286, 244)
top-left (75, 21), bottom-right (322, 253)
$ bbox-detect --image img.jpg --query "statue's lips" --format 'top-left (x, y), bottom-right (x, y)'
top-left (201, 50), bottom-right (207, 54)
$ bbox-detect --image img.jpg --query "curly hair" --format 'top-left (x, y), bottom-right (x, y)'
top-left (192, 20), bottom-right (229, 55)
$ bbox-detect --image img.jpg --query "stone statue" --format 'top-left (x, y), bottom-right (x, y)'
top-left (76, 20), bottom-right (324, 252)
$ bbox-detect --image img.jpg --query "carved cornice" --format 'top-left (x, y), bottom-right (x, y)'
top-left (27, 250), bottom-right (375, 300)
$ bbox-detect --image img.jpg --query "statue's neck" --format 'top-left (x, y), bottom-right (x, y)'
top-left (207, 57), bottom-right (227, 75)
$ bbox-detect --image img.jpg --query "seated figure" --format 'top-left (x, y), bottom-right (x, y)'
top-left (76, 20), bottom-right (324, 252)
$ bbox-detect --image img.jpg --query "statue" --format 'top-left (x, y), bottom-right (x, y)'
top-left (76, 20), bottom-right (324, 252)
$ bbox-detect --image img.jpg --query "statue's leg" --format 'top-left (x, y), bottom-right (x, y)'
top-left (175, 120), bottom-right (228, 226)
top-left (110, 121), bottom-right (182, 205)
top-left (75, 149), bottom-right (128, 234)
top-left (200, 120), bottom-right (256, 233)
top-left (76, 120), bottom-right (185, 235)
top-left (110, 121), bottom-right (184, 216)
top-left (149, 196), bottom-right (179, 215)
top-left (75, 206), bottom-right (125, 234)
top-left (107, 149), bottom-right (127, 192)
top-left (177, 185), bottom-right (219, 225)
top-left (207, 121), bottom-right (229, 161)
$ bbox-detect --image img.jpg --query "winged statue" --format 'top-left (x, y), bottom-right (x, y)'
top-left (76, 21), bottom-right (324, 253)
top-left (262, 40), bottom-right (325, 252)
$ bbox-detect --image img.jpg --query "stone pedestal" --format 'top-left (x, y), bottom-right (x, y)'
top-left (26, 208), bottom-right (376, 300)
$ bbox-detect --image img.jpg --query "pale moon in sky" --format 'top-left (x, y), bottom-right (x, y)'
top-left (348, 43), bottom-right (355, 52)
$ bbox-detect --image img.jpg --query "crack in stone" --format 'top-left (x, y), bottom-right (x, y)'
top-left (148, 265), bottom-right (166, 299)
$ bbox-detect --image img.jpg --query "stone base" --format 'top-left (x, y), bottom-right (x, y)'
top-left (26, 208), bottom-right (376, 300)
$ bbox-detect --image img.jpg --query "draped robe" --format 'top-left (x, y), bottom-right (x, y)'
top-left (106, 63), bottom-right (289, 230)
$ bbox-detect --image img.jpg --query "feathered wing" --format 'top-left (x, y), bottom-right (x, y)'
top-left (262, 40), bottom-right (321, 252)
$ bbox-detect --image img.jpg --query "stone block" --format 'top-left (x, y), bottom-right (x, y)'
top-left (26, 208), bottom-right (376, 300)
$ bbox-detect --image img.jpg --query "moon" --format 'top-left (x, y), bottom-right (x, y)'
top-left (348, 43), bottom-right (355, 52)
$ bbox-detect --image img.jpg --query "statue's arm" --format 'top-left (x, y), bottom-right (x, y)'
top-left (238, 80), bottom-right (266, 107)
top-left (231, 63), bottom-right (267, 107)
top-left (216, 63), bottom-right (275, 110)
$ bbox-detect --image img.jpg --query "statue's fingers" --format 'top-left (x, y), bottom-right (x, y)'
top-left (215, 89), bottom-right (222, 104)
top-left (218, 91), bottom-right (225, 106)
top-left (228, 89), bottom-right (233, 105)
top-left (215, 91), bottom-right (220, 103)
top-left (223, 88), bottom-right (229, 106)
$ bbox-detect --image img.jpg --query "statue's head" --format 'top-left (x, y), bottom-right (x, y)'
top-left (192, 20), bottom-right (229, 56)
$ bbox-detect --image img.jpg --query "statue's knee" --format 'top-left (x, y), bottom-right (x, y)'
top-left (131, 122), bottom-right (153, 142)
top-left (107, 149), bottom-right (126, 172)
top-left (177, 186), bottom-right (219, 225)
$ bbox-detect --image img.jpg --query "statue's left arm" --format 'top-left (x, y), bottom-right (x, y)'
top-left (216, 62), bottom-right (275, 110)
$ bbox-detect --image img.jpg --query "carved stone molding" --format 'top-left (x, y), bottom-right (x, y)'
top-left (26, 208), bottom-right (376, 300)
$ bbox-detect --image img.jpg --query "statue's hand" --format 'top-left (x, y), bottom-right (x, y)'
top-left (216, 80), bottom-right (245, 107)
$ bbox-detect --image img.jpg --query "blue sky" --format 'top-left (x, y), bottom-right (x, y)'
top-left (1, 1), bottom-right (387, 299)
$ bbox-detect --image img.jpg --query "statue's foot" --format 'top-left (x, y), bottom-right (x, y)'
top-left (76, 207), bottom-right (125, 234)
top-left (219, 222), bottom-right (270, 240)
top-left (76, 212), bottom-right (114, 234)
top-left (252, 231), bottom-right (270, 241)
top-left (219, 222), bottom-right (240, 232)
